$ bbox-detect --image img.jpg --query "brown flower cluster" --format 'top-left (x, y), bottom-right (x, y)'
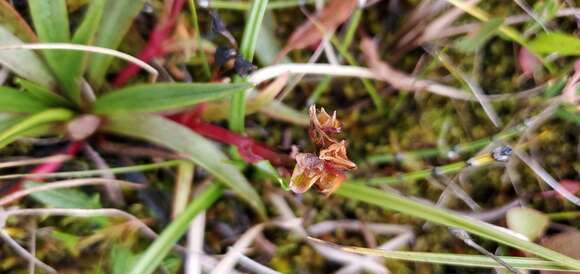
top-left (289, 106), bottom-right (356, 196)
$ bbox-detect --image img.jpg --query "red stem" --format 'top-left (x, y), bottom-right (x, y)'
top-left (0, 141), bottom-right (83, 196)
top-left (112, 0), bottom-right (186, 88)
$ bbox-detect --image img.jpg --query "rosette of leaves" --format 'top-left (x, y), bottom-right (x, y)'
top-left (0, 0), bottom-right (265, 217)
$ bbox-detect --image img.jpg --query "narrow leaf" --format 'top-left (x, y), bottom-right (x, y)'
top-left (129, 184), bottom-right (222, 274)
top-left (93, 82), bottom-right (252, 114)
top-left (15, 78), bottom-right (74, 108)
top-left (311, 238), bottom-right (575, 272)
top-left (0, 108), bottom-right (74, 149)
top-left (528, 32), bottom-right (580, 56)
top-left (28, 0), bottom-right (78, 101)
top-left (102, 114), bottom-right (266, 217)
top-left (59, 0), bottom-right (106, 104)
top-left (0, 86), bottom-right (54, 113)
top-left (335, 183), bottom-right (580, 270)
top-left (0, 26), bottom-right (56, 87)
top-left (88, 0), bottom-right (146, 88)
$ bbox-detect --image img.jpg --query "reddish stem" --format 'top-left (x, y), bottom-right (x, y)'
top-left (169, 109), bottom-right (293, 167)
top-left (0, 141), bottom-right (83, 195)
top-left (112, 0), bottom-right (186, 87)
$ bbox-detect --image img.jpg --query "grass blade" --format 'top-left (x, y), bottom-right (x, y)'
top-left (311, 238), bottom-right (575, 271)
top-left (102, 114), bottom-right (266, 217)
top-left (28, 0), bottom-right (78, 102)
top-left (0, 108), bottom-right (74, 149)
top-left (15, 78), bottom-right (74, 108)
top-left (0, 26), bottom-right (55, 87)
top-left (0, 86), bottom-right (55, 113)
top-left (229, 0), bottom-right (270, 132)
top-left (93, 82), bottom-right (252, 114)
top-left (129, 183), bottom-right (223, 274)
top-left (335, 182), bottom-right (580, 270)
top-left (58, 0), bottom-right (106, 105)
top-left (88, 0), bottom-right (146, 89)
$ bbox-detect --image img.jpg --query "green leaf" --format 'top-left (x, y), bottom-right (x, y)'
top-left (455, 18), bottom-right (503, 52)
top-left (102, 114), bottom-right (266, 217)
top-left (0, 113), bottom-right (19, 132)
top-left (507, 208), bottom-right (549, 241)
top-left (93, 82), bottom-right (252, 114)
top-left (111, 245), bottom-right (139, 274)
top-left (0, 26), bottom-right (56, 87)
top-left (528, 32), bottom-right (580, 56)
top-left (15, 78), bottom-right (74, 108)
top-left (25, 181), bottom-right (102, 209)
top-left (317, 239), bottom-right (575, 271)
top-left (129, 184), bottom-right (222, 274)
top-left (0, 108), bottom-right (74, 149)
top-left (336, 182), bottom-right (580, 270)
top-left (57, 0), bottom-right (106, 105)
top-left (88, 0), bottom-right (146, 89)
top-left (0, 86), bottom-right (54, 113)
top-left (28, 0), bottom-right (78, 101)
top-left (0, 0), bottom-right (37, 42)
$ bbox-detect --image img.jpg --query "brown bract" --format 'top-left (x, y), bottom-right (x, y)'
top-left (290, 106), bottom-right (356, 196)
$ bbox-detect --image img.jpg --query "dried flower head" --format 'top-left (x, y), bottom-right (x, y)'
top-left (319, 141), bottom-right (356, 170)
top-left (289, 105), bottom-right (356, 196)
top-left (308, 105), bottom-right (342, 148)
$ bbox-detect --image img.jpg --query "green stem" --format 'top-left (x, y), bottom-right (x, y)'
top-left (329, 34), bottom-right (383, 110)
top-left (129, 183), bottom-right (223, 274)
top-left (368, 124), bottom-right (525, 164)
top-left (229, 0), bottom-right (269, 133)
top-left (187, 0), bottom-right (211, 79)
top-left (0, 160), bottom-right (184, 180)
top-left (335, 183), bottom-right (580, 270)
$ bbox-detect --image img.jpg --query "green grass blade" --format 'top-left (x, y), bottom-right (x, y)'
top-left (28, 0), bottom-right (79, 102)
top-left (0, 26), bottom-right (55, 87)
top-left (0, 86), bottom-right (54, 113)
top-left (0, 108), bottom-right (74, 149)
top-left (88, 0), bottom-right (146, 89)
top-left (102, 114), bottom-right (266, 217)
top-left (15, 78), bottom-right (74, 108)
top-left (229, 0), bottom-right (269, 133)
top-left (128, 183), bottom-right (223, 274)
top-left (316, 240), bottom-right (575, 271)
top-left (93, 82), bottom-right (252, 114)
top-left (55, 0), bottom-right (106, 105)
top-left (335, 183), bottom-right (580, 270)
